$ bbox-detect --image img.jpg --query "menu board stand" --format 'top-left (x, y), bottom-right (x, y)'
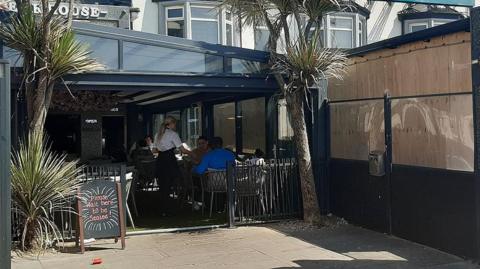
top-left (77, 182), bottom-right (126, 253)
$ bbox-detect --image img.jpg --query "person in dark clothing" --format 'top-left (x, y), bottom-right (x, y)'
top-left (132, 138), bottom-right (154, 163)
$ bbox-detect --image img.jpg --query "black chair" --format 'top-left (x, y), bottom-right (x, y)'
top-left (135, 159), bottom-right (157, 191)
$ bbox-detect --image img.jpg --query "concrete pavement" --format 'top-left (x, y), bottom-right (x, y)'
top-left (11, 222), bottom-right (480, 269)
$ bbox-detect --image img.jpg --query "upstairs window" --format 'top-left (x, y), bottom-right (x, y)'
top-left (191, 6), bottom-right (219, 44)
top-left (225, 11), bottom-right (233, 46)
top-left (166, 7), bottom-right (184, 38)
top-left (409, 22), bottom-right (428, 33)
top-left (254, 26), bottom-right (270, 51)
top-left (329, 16), bottom-right (354, 49)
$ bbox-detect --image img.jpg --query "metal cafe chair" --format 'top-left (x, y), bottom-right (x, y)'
top-left (201, 170), bottom-right (227, 217)
top-left (235, 164), bottom-right (267, 220)
top-left (135, 159), bottom-right (157, 191)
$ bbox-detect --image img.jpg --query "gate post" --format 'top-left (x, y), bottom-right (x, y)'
top-left (470, 6), bottom-right (480, 260)
top-left (384, 91), bottom-right (393, 235)
top-left (0, 60), bottom-right (11, 269)
top-left (226, 161), bottom-right (236, 228)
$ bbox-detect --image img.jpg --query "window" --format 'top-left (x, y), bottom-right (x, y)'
top-left (225, 11), bottom-right (233, 46)
top-left (254, 27), bottom-right (269, 51)
top-left (357, 19), bottom-right (365, 47)
top-left (240, 98), bottom-right (266, 154)
top-left (409, 22), bottom-right (428, 33)
top-left (329, 16), bottom-right (353, 48)
top-left (191, 6), bottom-right (219, 43)
top-left (432, 19), bottom-right (450, 27)
top-left (185, 105), bottom-right (201, 148)
top-left (166, 6), bottom-right (184, 38)
top-left (214, 102), bottom-right (236, 152)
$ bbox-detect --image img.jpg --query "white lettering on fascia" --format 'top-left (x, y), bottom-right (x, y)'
top-left (4, 1), bottom-right (108, 19)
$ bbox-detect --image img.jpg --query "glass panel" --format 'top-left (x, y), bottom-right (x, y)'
top-left (167, 20), bottom-right (184, 37)
top-left (278, 99), bottom-right (293, 141)
top-left (123, 42), bottom-right (205, 72)
top-left (191, 7), bottom-right (217, 19)
top-left (330, 17), bottom-right (352, 29)
top-left (3, 46), bottom-right (23, 67)
top-left (152, 114), bottom-right (165, 138)
top-left (411, 24), bottom-right (427, 33)
top-left (226, 58), bottom-right (264, 74)
top-left (330, 30), bottom-right (352, 48)
top-left (226, 23), bottom-right (233, 46)
top-left (186, 106), bottom-right (201, 148)
top-left (205, 54), bottom-right (223, 73)
top-left (214, 102), bottom-right (236, 152)
top-left (240, 98), bottom-right (266, 154)
top-left (191, 21), bottom-right (218, 43)
top-left (167, 8), bottom-right (183, 18)
top-left (254, 28), bottom-right (269, 51)
top-left (391, 95), bottom-right (473, 171)
top-left (330, 100), bottom-right (385, 160)
top-left (76, 34), bottom-right (119, 70)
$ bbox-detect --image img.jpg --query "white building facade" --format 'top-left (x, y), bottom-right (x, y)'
top-left (130, 0), bottom-right (472, 50)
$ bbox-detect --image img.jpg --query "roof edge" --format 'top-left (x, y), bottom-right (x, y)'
top-left (347, 18), bottom-right (469, 57)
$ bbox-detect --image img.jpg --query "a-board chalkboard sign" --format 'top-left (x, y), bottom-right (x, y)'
top-left (77, 180), bottom-right (125, 253)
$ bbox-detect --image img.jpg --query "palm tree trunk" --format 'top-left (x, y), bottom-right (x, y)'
top-left (286, 89), bottom-right (321, 223)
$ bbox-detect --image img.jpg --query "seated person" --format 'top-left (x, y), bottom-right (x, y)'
top-left (247, 148), bottom-right (266, 165)
top-left (191, 136), bottom-right (209, 165)
top-left (132, 138), bottom-right (154, 163)
top-left (194, 137), bottom-right (235, 174)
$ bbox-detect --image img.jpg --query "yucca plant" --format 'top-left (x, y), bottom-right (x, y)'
top-left (0, 5), bottom-right (102, 133)
top-left (11, 131), bottom-right (83, 250)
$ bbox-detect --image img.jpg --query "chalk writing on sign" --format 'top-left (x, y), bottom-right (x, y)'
top-left (80, 184), bottom-right (119, 232)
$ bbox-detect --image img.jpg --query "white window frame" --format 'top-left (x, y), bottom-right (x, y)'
top-left (190, 5), bottom-right (220, 43)
top-left (328, 15), bottom-right (354, 48)
top-left (165, 6), bottom-right (185, 38)
top-left (223, 9), bottom-right (234, 46)
top-left (432, 19), bottom-right (452, 27)
top-left (408, 22), bottom-right (428, 33)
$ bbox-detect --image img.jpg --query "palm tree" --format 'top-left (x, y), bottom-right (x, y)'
top-left (223, 0), bottom-right (348, 223)
top-left (0, 3), bottom-right (102, 133)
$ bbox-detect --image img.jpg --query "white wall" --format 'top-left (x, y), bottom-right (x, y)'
top-left (131, 0), bottom-right (158, 33)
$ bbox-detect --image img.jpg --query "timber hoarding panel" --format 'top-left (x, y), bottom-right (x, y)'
top-left (329, 31), bottom-right (472, 100)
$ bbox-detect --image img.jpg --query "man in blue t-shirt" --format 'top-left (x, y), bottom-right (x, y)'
top-left (194, 137), bottom-right (235, 174)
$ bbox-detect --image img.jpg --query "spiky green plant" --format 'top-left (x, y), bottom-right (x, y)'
top-left (10, 131), bottom-right (83, 250)
top-left (0, 6), bottom-right (102, 132)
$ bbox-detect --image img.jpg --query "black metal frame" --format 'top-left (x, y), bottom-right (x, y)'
top-left (0, 60), bottom-right (11, 269)
top-left (470, 6), bottom-right (480, 260)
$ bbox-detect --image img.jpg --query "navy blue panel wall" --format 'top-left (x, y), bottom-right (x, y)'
top-left (391, 165), bottom-right (476, 259)
top-left (329, 158), bottom-right (389, 233)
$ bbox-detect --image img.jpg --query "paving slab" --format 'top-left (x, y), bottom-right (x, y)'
top-left (11, 223), bottom-right (480, 269)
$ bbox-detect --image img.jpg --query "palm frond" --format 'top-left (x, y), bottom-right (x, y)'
top-left (272, 30), bottom-right (348, 91)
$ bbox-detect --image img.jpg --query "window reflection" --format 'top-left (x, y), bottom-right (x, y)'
top-left (123, 42), bottom-right (205, 72)
top-left (240, 98), bottom-right (266, 154)
top-left (76, 34), bottom-right (119, 70)
top-left (214, 102), bottom-right (236, 152)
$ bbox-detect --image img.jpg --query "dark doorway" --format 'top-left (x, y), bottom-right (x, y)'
top-left (45, 114), bottom-right (81, 156)
top-left (102, 116), bottom-right (126, 162)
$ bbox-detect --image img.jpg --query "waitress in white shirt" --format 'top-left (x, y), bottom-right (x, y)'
top-left (153, 116), bottom-right (191, 214)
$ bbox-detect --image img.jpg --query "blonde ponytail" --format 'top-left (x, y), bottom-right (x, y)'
top-left (157, 116), bottom-right (177, 142)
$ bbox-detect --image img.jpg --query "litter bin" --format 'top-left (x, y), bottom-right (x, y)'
top-left (368, 151), bottom-right (385, 177)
